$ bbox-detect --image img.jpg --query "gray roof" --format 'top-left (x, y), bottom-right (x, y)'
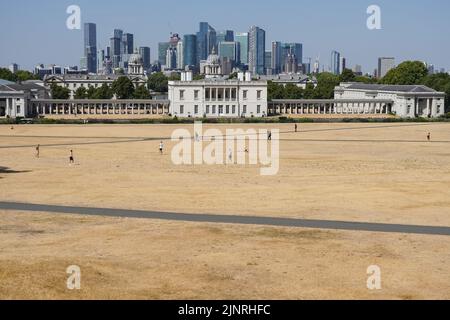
top-left (0, 82), bottom-right (47, 92)
top-left (346, 83), bottom-right (437, 93)
top-left (0, 79), bottom-right (14, 85)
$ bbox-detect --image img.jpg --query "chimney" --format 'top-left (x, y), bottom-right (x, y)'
top-left (245, 71), bottom-right (252, 82)
top-left (237, 72), bottom-right (244, 81)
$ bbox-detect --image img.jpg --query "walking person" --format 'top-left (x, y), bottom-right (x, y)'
top-left (268, 130), bottom-right (272, 141)
top-left (35, 145), bottom-right (40, 158)
top-left (427, 132), bottom-right (431, 142)
top-left (69, 150), bottom-right (74, 164)
top-left (295, 123), bottom-right (298, 133)
top-left (159, 141), bottom-right (164, 155)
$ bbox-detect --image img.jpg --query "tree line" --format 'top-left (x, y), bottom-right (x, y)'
top-left (0, 68), bottom-right (39, 82)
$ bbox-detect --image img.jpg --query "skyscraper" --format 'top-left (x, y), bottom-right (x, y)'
top-left (110, 37), bottom-right (121, 68)
top-left (183, 34), bottom-right (198, 69)
top-left (218, 41), bottom-right (240, 64)
top-left (331, 50), bottom-right (341, 75)
top-left (83, 23), bottom-right (97, 73)
top-left (339, 56), bottom-right (346, 74)
top-left (197, 22), bottom-right (210, 63)
top-left (378, 57), bottom-right (395, 78)
top-left (139, 47), bottom-right (151, 70)
top-left (177, 41), bottom-right (184, 69)
top-left (235, 33), bottom-right (249, 66)
top-left (265, 52), bottom-right (272, 74)
top-left (122, 33), bottom-right (134, 55)
top-left (282, 43), bottom-right (303, 68)
top-left (217, 30), bottom-right (234, 43)
top-left (271, 41), bottom-right (282, 74)
top-left (158, 42), bottom-right (170, 65)
top-left (206, 26), bottom-right (217, 56)
top-left (248, 26), bottom-right (266, 75)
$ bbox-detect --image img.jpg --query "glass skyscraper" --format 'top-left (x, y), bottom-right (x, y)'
top-left (158, 42), bottom-right (170, 65)
top-left (235, 32), bottom-right (249, 66)
top-left (139, 47), bottom-right (151, 70)
top-left (331, 50), bottom-right (341, 75)
top-left (218, 41), bottom-right (240, 64)
top-left (183, 34), bottom-right (197, 68)
top-left (248, 26), bottom-right (266, 75)
top-left (83, 23), bottom-right (97, 73)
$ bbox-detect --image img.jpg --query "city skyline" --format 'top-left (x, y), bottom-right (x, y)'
top-left (0, 0), bottom-right (449, 73)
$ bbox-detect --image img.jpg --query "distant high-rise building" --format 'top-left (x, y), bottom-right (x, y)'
top-left (265, 52), bottom-right (272, 74)
top-left (83, 23), bottom-right (97, 73)
top-left (170, 33), bottom-right (181, 47)
top-left (183, 34), bottom-right (198, 69)
top-left (206, 26), bottom-right (217, 56)
top-left (177, 41), bottom-right (184, 69)
top-left (166, 47), bottom-right (177, 70)
top-left (158, 42), bottom-right (170, 65)
top-left (217, 30), bottom-right (234, 43)
top-left (282, 43), bottom-right (303, 68)
top-left (339, 56), bottom-right (346, 74)
top-left (197, 22), bottom-right (210, 63)
top-left (9, 63), bottom-right (18, 73)
top-left (248, 26), bottom-right (266, 75)
top-left (378, 57), bottom-right (395, 78)
top-left (271, 42), bottom-right (282, 74)
top-left (353, 64), bottom-right (363, 76)
top-left (110, 37), bottom-right (121, 68)
top-left (235, 32), bottom-right (249, 66)
top-left (139, 47), bottom-right (151, 70)
top-left (331, 50), bottom-right (341, 75)
top-left (218, 41), bottom-right (240, 64)
top-left (121, 33), bottom-right (134, 55)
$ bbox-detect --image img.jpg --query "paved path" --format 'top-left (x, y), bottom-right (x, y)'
top-left (0, 202), bottom-right (449, 236)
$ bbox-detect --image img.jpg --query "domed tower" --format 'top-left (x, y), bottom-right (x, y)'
top-left (128, 50), bottom-right (144, 75)
top-left (204, 47), bottom-right (222, 77)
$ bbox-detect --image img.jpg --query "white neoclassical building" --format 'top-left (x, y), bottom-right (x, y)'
top-left (168, 71), bottom-right (268, 118)
top-left (335, 83), bottom-right (446, 118)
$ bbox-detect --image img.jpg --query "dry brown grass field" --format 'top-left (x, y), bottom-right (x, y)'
top-left (0, 122), bottom-right (449, 299)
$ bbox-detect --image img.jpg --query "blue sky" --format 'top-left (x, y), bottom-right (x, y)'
top-left (0, 0), bottom-right (449, 73)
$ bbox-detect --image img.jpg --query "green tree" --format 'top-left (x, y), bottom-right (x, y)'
top-left (147, 72), bottom-right (169, 92)
top-left (15, 70), bottom-right (39, 82)
top-left (87, 86), bottom-right (97, 99)
top-left (133, 85), bottom-right (151, 99)
top-left (267, 81), bottom-right (285, 101)
top-left (422, 72), bottom-right (450, 110)
top-left (50, 84), bottom-right (71, 99)
top-left (303, 83), bottom-right (316, 99)
top-left (74, 87), bottom-right (87, 99)
top-left (339, 68), bottom-right (356, 83)
top-left (313, 72), bottom-right (340, 99)
top-left (93, 84), bottom-right (113, 99)
top-left (111, 76), bottom-right (135, 99)
top-left (381, 61), bottom-right (428, 85)
top-left (354, 76), bottom-right (377, 84)
top-left (0, 68), bottom-right (17, 82)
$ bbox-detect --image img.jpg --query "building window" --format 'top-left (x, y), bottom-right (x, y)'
top-left (211, 88), bottom-right (217, 101)
top-left (219, 105), bottom-right (223, 114)
top-left (226, 105), bottom-right (230, 114)
top-left (232, 105), bottom-right (236, 114)
top-left (194, 105), bottom-right (199, 114)
top-left (17, 106), bottom-right (21, 114)
top-left (231, 88), bottom-right (237, 100)
top-left (212, 105), bottom-right (216, 114)
top-left (257, 105), bottom-right (261, 114)
top-left (225, 88), bottom-right (230, 100)
top-left (243, 90), bottom-right (248, 100)
top-left (437, 105), bottom-right (441, 113)
top-left (194, 90), bottom-right (199, 100)
top-left (180, 105), bottom-right (184, 114)
top-left (243, 105), bottom-right (247, 114)
top-left (179, 90), bottom-right (185, 100)
top-left (206, 105), bottom-right (210, 114)
top-left (257, 90), bottom-right (262, 100)
top-left (407, 105), bottom-right (411, 114)
top-left (218, 88), bottom-right (224, 101)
